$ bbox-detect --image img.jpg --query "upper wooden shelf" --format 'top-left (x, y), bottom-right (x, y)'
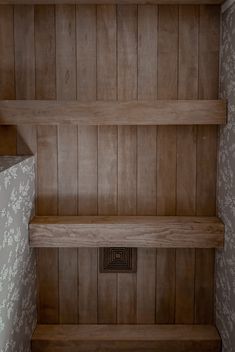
top-left (29, 216), bottom-right (224, 248)
top-left (0, 100), bottom-right (226, 126)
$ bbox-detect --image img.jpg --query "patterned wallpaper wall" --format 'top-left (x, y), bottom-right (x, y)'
top-left (216, 3), bottom-right (235, 352)
top-left (0, 156), bottom-right (36, 352)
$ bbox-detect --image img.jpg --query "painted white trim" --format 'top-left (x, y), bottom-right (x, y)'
top-left (222, 0), bottom-right (235, 14)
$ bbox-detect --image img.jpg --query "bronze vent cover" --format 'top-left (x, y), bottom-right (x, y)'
top-left (99, 248), bottom-right (137, 273)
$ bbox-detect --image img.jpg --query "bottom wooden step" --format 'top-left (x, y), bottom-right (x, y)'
top-left (32, 324), bottom-right (221, 352)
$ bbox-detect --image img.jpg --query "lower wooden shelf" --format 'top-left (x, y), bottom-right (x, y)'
top-left (0, 99), bottom-right (226, 125)
top-left (31, 324), bottom-right (221, 352)
top-left (29, 216), bottom-right (224, 248)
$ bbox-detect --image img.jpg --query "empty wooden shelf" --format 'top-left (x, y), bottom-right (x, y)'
top-left (29, 216), bottom-right (224, 248)
top-left (0, 100), bottom-right (226, 125)
top-left (31, 324), bottom-right (221, 352)
top-left (0, 0), bottom-right (225, 4)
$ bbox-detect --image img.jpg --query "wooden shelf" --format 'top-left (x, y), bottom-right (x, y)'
top-left (0, 0), bottom-right (224, 4)
top-left (32, 324), bottom-right (221, 352)
top-left (29, 216), bottom-right (224, 248)
top-left (0, 100), bottom-right (226, 125)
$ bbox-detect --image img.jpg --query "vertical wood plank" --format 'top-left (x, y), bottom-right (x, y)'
top-left (156, 4), bottom-right (178, 324)
top-left (195, 5), bottom-right (220, 324)
top-left (157, 5), bottom-right (178, 102)
top-left (97, 5), bottom-right (117, 324)
top-left (56, 4), bottom-right (78, 324)
top-left (35, 6), bottom-right (56, 100)
top-left (14, 5), bottom-right (36, 155)
top-left (14, 5), bottom-right (35, 100)
top-left (198, 6), bottom-right (220, 101)
top-left (177, 6), bottom-right (199, 101)
top-left (57, 126), bottom-right (78, 324)
top-left (137, 5), bottom-right (157, 324)
top-left (37, 126), bottom-right (58, 323)
top-left (138, 6), bottom-right (158, 100)
top-left (175, 5), bottom-right (199, 324)
top-left (35, 5), bottom-right (59, 324)
top-left (56, 5), bottom-right (76, 100)
top-left (0, 5), bottom-right (16, 155)
top-left (117, 5), bottom-right (137, 102)
top-left (76, 5), bottom-right (98, 324)
top-left (117, 5), bottom-right (137, 324)
top-left (98, 127), bottom-right (117, 324)
top-left (8, 3), bottom-right (220, 328)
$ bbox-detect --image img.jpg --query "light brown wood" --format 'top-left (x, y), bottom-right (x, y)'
top-left (32, 324), bottom-right (221, 352)
top-left (0, 99), bottom-right (226, 125)
top-left (37, 126), bottom-right (59, 323)
top-left (35, 5), bottom-right (56, 100)
top-left (0, 6), bottom-right (14, 100)
top-left (0, 0), bottom-right (224, 3)
top-left (1, 4), bottom-right (221, 327)
top-left (156, 4), bottom-right (178, 324)
top-left (195, 4), bottom-right (220, 324)
top-left (137, 5), bottom-right (157, 324)
top-left (97, 5), bottom-right (117, 324)
top-left (29, 216), bottom-right (224, 248)
top-left (175, 5), bottom-right (199, 325)
top-left (117, 5), bottom-right (137, 324)
top-left (56, 4), bottom-right (78, 324)
top-left (0, 6), bottom-right (16, 155)
top-left (76, 5), bottom-right (98, 325)
top-left (35, 6), bottom-right (59, 325)
top-left (14, 5), bottom-right (36, 156)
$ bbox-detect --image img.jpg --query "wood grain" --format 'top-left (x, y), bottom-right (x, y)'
top-left (32, 324), bottom-right (221, 352)
top-left (175, 5), bottom-right (199, 324)
top-left (0, 5), bottom-right (221, 328)
top-left (29, 216), bottom-right (224, 248)
top-left (14, 5), bottom-right (36, 155)
top-left (97, 5), bottom-right (117, 324)
top-left (0, 6), bottom-right (14, 100)
top-left (76, 5), bottom-right (98, 324)
top-left (0, 0), bottom-right (224, 3)
top-left (35, 6), bottom-right (58, 324)
top-left (156, 5), bottom-right (178, 324)
top-left (35, 5), bottom-right (56, 100)
top-left (194, 4), bottom-right (220, 324)
top-left (0, 5), bottom-right (16, 155)
top-left (137, 5), bottom-right (157, 324)
top-left (37, 126), bottom-right (58, 323)
top-left (0, 100), bottom-right (226, 125)
top-left (56, 4), bottom-right (78, 324)
top-left (117, 5), bottom-right (137, 324)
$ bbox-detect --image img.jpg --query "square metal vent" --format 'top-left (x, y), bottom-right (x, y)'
top-left (99, 247), bottom-right (137, 273)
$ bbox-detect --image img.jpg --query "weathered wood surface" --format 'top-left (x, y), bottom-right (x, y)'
top-left (32, 324), bottom-right (221, 352)
top-left (0, 99), bottom-right (226, 125)
top-left (29, 216), bottom-right (224, 248)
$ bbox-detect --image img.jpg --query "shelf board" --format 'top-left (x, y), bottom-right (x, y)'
top-left (29, 216), bottom-right (224, 248)
top-left (32, 324), bottom-right (221, 352)
top-left (0, 0), bottom-right (224, 4)
top-left (0, 100), bottom-right (226, 125)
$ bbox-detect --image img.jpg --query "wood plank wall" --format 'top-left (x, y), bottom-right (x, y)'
top-left (0, 4), bottom-right (220, 324)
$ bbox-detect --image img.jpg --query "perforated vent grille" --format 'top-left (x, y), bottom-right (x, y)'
top-left (99, 248), bottom-right (137, 273)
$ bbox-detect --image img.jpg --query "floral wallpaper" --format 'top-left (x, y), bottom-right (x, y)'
top-left (216, 3), bottom-right (235, 352)
top-left (0, 156), bottom-right (36, 352)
